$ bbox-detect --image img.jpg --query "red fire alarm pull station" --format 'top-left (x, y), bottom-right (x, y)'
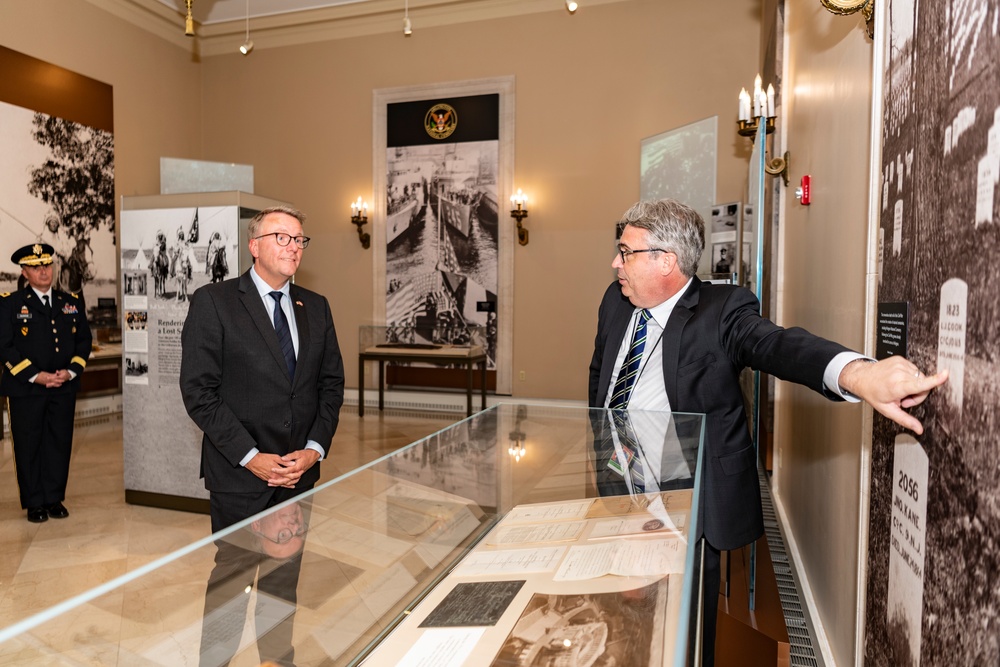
top-left (797, 175), bottom-right (812, 205)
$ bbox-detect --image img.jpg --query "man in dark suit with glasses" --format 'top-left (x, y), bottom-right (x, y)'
top-left (181, 204), bottom-right (344, 666)
top-left (589, 199), bottom-right (948, 666)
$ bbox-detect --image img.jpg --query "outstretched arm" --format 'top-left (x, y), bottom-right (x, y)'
top-left (838, 356), bottom-right (949, 435)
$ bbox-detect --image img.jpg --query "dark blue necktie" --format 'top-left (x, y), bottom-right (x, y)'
top-left (269, 291), bottom-right (296, 380)
top-left (609, 309), bottom-right (651, 409)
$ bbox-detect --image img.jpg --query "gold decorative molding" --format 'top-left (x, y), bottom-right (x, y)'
top-left (819, 0), bottom-right (875, 37)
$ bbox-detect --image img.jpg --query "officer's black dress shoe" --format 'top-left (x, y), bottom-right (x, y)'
top-left (45, 502), bottom-right (69, 519)
top-left (27, 507), bottom-right (48, 523)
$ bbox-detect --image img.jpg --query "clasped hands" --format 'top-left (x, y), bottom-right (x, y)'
top-left (34, 369), bottom-right (72, 389)
top-left (838, 356), bottom-right (949, 435)
top-left (247, 449), bottom-right (321, 488)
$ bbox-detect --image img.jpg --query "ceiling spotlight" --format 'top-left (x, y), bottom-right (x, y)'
top-left (240, 0), bottom-right (253, 55)
top-left (566, 0), bottom-right (578, 13)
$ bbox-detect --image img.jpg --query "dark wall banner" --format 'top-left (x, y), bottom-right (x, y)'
top-left (864, 1), bottom-right (1000, 664)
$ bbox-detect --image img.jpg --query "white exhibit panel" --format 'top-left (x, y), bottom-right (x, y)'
top-left (120, 192), bottom-right (287, 509)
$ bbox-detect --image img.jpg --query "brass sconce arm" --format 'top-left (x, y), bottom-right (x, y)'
top-left (765, 151), bottom-right (790, 187)
top-left (820, 0), bottom-right (875, 38)
top-left (511, 208), bottom-right (529, 246)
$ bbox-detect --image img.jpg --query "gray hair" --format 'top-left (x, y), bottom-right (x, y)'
top-left (248, 205), bottom-right (306, 239)
top-left (618, 199), bottom-right (705, 277)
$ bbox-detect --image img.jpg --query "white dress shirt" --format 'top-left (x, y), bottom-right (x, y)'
top-left (240, 266), bottom-right (324, 466)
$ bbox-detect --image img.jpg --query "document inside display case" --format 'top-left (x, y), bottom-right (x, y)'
top-left (365, 492), bottom-right (694, 667)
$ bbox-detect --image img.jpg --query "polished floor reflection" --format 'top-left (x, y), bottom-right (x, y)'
top-left (0, 407), bottom-right (460, 634)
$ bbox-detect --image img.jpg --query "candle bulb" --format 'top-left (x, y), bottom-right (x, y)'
top-left (738, 88), bottom-right (748, 121)
top-left (766, 84), bottom-right (775, 118)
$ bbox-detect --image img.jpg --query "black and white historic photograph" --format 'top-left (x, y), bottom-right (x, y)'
top-left (710, 202), bottom-right (742, 234)
top-left (120, 207), bottom-right (236, 306)
top-left (384, 139), bottom-right (500, 367)
top-left (640, 116), bottom-right (717, 232)
top-left (0, 100), bottom-right (115, 315)
top-left (865, 0), bottom-right (1000, 664)
top-left (489, 579), bottom-right (668, 667)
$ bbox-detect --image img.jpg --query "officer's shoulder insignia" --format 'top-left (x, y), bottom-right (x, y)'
top-left (0, 292), bottom-right (9, 298)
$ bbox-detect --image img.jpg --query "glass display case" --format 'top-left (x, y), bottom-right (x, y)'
top-left (0, 404), bottom-right (705, 666)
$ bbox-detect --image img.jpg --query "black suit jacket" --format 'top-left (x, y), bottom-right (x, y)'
top-left (180, 270), bottom-right (345, 494)
top-left (589, 278), bottom-right (849, 550)
top-left (0, 286), bottom-right (91, 397)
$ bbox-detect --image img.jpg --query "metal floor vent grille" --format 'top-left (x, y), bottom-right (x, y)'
top-left (758, 463), bottom-right (822, 667)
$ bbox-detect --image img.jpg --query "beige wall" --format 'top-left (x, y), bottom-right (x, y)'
top-left (1, 0), bottom-right (760, 400)
top-left (773, 1), bottom-right (874, 665)
top-left (0, 0), bottom-right (203, 215)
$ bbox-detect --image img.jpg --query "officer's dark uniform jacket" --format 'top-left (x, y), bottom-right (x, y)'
top-left (0, 286), bottom-right (92, 396)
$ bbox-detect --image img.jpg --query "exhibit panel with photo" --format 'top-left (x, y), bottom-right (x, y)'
top-left (864, 0), bottom-right (1000, 664)
top-left (119, 205), bottom-right (241, 503)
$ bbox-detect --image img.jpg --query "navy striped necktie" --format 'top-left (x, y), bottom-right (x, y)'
top-left (609, 309), bottom-right (651, 409)
top-left (269, 291), bottom-right (296, 380)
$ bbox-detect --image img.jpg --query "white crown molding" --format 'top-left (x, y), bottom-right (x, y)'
top-left (85, 0), bottom-right (634, 56)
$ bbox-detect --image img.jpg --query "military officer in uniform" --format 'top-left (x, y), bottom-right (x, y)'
top-left (0, 243), bottom-right (92, 523)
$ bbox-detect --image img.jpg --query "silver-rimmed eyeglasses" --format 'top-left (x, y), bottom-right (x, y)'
top-left (255, 232), bottom-right (311, 249)
top-left (617, 245), bottom-right (664, 263)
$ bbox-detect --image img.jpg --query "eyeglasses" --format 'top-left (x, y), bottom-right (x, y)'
top-left (254, 232), bottom-right (311, 249)
top-left (258, 522), bottom-right (306, 545)
top-left (617, 245), bottom-right (664, 263)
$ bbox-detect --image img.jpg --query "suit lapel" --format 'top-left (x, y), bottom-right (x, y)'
top-left (600, 294), bottom-right (634, 404)
top-left (662, 278), bottom-right (701, 408)
top-left (238, 271), bottom-right (291, 384)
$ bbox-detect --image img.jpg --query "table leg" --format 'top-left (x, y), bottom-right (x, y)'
top-left (358, 356), bottom-right (365, 417)
top-left (480, 360), bottom-right (487, 410)
top-left (378, 360), bottom-right (385, 412)
top-left (466, 361), bottom-right (473, 417)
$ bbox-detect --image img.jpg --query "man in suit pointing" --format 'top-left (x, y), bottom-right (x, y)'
top-left (181, 205), bottom-right (344, 666)
top-left (589, 199), bottom-right (947, 665)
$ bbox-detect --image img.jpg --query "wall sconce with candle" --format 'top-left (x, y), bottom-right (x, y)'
top-left (510, 188), bottom-right (529, 246)
top-left (737, 74), bottom-right (790, 186)
top-left (351, 197), bottom-right (370, 249)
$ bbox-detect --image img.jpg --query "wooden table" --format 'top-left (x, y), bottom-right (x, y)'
top-left (358, 345), bottom-right (488, 417)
